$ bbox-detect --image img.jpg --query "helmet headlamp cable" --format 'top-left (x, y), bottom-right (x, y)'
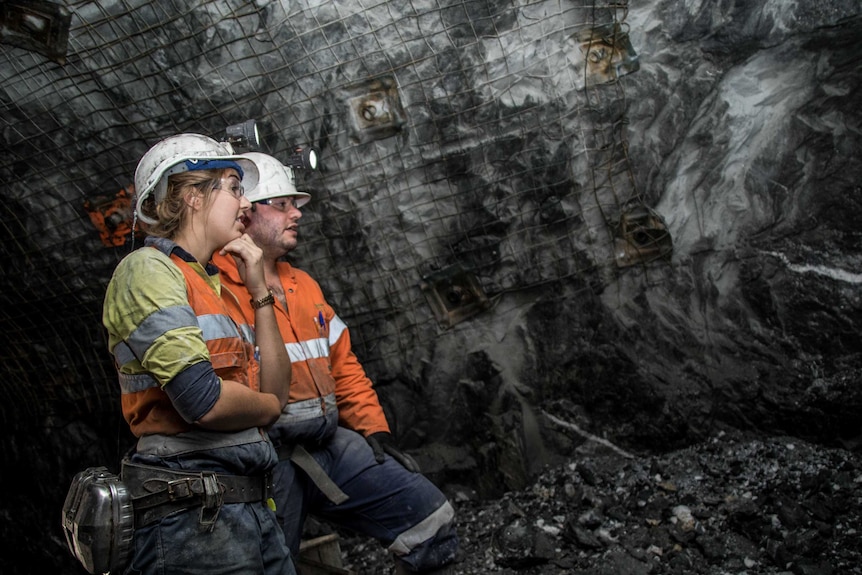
top-left (131, 210), bottom-right (139, 252)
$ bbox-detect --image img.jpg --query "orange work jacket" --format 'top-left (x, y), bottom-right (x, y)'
top-left (117, 249), bottom-right (259, 437)
top-left (214, 253), bottom-right (390, 437)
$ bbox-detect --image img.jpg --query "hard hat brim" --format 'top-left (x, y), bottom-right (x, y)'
top-left (134, 144), bottom-right (260, 226)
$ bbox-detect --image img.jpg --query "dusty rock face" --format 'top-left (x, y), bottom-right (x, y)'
top-left (617, 0), bottom-right (862, 448)
top-left (359, 0), bottom-right (862, 503)
top-left (0, 0), bottom-right (861, 573)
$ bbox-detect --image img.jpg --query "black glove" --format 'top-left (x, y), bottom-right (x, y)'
top-left (366, 432), bottom-right (421, 473)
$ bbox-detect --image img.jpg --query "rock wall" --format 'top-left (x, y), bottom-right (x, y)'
top-left (0, 0), bottom-right (860, 572)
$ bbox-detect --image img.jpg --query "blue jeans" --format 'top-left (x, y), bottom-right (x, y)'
top-left (124, 433), bottom-right (296, 575)
top-left (272, 427), bottom-right (459, 572)
top-left (126, 502), bottom-right (295, 575)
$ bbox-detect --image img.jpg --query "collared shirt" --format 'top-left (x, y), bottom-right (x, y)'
top-left (214, 252), bottom-right (390, 437)
top-left (104, 238), bottom-right (213, 387)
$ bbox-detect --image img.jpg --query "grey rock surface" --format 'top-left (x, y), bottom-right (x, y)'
top-left (0, 0), bottom-right (860, 572)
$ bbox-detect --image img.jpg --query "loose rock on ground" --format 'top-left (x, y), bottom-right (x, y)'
top-left (335, 431), bottom-right (862, 574)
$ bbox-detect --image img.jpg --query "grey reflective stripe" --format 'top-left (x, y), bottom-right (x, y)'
top-left (120, 312), bottom-right (244, 369)
top-left (276, 393), bottom-right (337, 424)
top-left (135, 427), bottom-right (266, 457)
top-left (113, 341), bottom-right (137, 366)
top-left (238, 323), bottom-right (255, 344)
top-left (286, 338), bottom-right (329, 362)
top-left (118, 371), bottom-right (160, 394)
top-left (388, 501), bottom-right (456, 555)
top-left (283, 315), bottom-right (347, 362)
top-left (115, 310), bottom-right (245, 396)
top-left (197, 313), bottom-right (242, 341)
top-left (328, 315), bottom-right (347, 346)
top-left (128, 304), bottom-right (197, 358)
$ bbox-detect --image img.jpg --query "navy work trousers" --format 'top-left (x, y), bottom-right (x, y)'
top-left (272, 426), bottom-right (458, 572)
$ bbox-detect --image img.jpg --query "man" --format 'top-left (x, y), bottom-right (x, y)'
top-left (214, 152), bottom-right (459, 574)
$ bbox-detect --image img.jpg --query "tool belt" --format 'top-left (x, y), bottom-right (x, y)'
top-left (121, 459), bottom-right (273, 528)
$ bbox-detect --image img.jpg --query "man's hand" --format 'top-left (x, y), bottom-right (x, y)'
top-left (366, 432), bottom-right (421, 473)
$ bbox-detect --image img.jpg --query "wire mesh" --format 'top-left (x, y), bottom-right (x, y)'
top-left (0, 0), bottom-right (658, 423)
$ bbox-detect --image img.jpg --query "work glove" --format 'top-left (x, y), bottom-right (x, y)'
top-left (366, 432), bottom-right (421, 473)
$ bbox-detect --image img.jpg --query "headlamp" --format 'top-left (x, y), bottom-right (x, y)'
top-left (223, 119), bottom-right (261, 152)
top-left (285, 146), bottom-right (319, 171)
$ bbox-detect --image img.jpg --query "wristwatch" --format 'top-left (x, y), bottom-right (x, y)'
top-left (251, 290), bottom-right (275, 309)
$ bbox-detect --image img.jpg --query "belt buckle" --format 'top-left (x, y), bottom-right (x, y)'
top-left (164, 477), bottom-right (195, 500)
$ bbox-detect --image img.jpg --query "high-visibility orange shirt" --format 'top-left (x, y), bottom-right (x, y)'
top-left (214, 252), bottom-right (390, 437)
top-left (106, 245), bottom-right (259, 437)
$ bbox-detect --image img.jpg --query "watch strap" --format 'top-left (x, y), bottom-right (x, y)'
top-left (251, 291), bottom-right (275, 309)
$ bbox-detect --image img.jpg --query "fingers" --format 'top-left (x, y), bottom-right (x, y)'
top-left (395, 451), bottom-right (421, 473)
top-left (367, 436), bottom-right (385, 462)
top-left (222, 234), bottom-right (266, 288)
top-left (229, 234), bottom-right (261, 261)
top-left (382, 445), bottom-right (421, 473)
top-left (223, 233), bottom-right (259, 257)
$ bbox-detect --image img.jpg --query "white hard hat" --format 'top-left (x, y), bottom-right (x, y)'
top-left (133, 133), bottom-right (260, 224)
top-left (241, 152), bottom-right (311, 208)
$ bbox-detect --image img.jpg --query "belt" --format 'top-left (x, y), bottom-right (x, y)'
top-left (121, 459), bottom-right (272, 528)
top-left (278, 444), bottom-right (349, 505)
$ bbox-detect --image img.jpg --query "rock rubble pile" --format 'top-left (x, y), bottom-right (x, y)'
top-left (339, 431), bottom-right (862, 574)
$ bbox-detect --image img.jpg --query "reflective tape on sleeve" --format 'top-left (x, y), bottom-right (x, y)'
top-left (127, 304), bottom-right (197, 358)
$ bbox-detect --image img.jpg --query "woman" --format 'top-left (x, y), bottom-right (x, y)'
top-left (102, 133), bottom-right (295, 574)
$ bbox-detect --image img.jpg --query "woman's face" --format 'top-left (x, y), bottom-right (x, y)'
top-left (203, 169), bottom-right (252, 244)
